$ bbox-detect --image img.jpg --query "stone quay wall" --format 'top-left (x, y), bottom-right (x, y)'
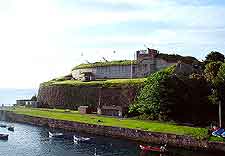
top-left (2, 110), bottom-right (225, 152)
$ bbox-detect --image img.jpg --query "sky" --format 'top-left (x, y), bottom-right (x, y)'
top-left (0, 0), bottom-right (225, 89)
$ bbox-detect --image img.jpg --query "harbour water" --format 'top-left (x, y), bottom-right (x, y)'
top-left (0, 121), bottom-right (223, 156)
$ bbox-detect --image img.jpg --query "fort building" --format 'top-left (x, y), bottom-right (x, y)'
top-left (72, 48), bottom-right (197, 81)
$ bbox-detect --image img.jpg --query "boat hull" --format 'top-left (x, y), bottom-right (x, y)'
top-left (0, 134), bottom-right (9, 140)
top-left (139, 145), bottom-right (167, 153)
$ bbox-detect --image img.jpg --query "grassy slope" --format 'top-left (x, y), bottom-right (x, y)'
top-left (8, 107), bottom-right (208, 140)
top-left (41, 78), bottom-right (146, 87)
top-left (72, 60), bottom-right (137, 70)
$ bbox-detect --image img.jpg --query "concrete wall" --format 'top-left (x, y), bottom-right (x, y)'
top-left (96, 65), bottom-right (132, 79)
top-left (72, 58), bottom-right (176, 80)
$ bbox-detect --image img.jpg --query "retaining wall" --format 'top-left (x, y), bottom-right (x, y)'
top-left (1, 110), bottom-right (225, 152)
top-left (37, 85), bottom-right (140, 110)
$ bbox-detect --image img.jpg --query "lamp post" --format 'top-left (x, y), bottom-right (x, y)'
top-left (219, 100), bottom-right (222, 128)
top-left (130, 59), bottom-right (133, 79)
top-left (130, 52), bottom-right (136, 79)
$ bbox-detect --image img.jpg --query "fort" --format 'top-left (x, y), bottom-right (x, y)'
top-left (71, 48), bottom-right (198, 81)
top-left (37, 48), bottom-right (199, 116)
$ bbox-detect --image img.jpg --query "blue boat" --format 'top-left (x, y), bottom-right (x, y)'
top-left (221, 131), bottom-right (225, 138)
top-left (212, 128), bottom-right (224, 137)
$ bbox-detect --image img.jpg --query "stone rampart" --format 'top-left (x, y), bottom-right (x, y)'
top-left (37, 85), bottom-right (140, 110)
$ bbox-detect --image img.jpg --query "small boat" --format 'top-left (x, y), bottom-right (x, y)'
top-left (139, 144), bottom-right (167, 152)
top-left (8, 126), bottom-right (14, 131)
top-left (73, 135), bottom-right (90, 143)
top-left (221, 132), bottom-right (225, 138)
top-left (0, 134), bottom-right (9, 140)
top-left (49, 132), bottom-right (64, 138)
top-left (0, 124), bottom-right (7, 128)
top-left (212, 128), bottom-right (224, 137)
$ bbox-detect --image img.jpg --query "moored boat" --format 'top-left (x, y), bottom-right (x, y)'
top-left (139, 144), bottom-right (167, 152)
top-left (0, 134), bottom-right (9, 140)
top-left (48, 132), bottom-right (64, 138)
top-left (73, 135), bottom-right (90, 143)
top-left (212, 128), bottom-right (224, 137)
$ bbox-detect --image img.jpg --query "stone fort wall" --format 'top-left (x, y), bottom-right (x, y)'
top-left (72, 58), bottom-right (175, 79)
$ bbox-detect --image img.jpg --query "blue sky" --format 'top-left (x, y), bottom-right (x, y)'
top-left (0, 0), bottom-right (224, 88)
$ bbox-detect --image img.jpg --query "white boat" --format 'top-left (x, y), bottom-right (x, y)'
top-left (48, 132), bottom-right (64, 138)
top-left (73, 135), bottom-right (90, 143)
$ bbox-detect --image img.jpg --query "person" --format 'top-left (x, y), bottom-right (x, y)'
top-left (213, 125), bottom-right (219, 130)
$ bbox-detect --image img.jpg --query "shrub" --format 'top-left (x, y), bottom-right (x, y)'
top-left (129, 65), bottom-right (175, 119)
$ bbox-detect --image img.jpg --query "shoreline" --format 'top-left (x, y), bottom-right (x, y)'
top-left (1, 110), bottom-right (225, 152)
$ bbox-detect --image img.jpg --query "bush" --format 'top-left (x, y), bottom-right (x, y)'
top-left (129, 64), bottom-right (216, 125)
top-left (129, 65), bottom-right (175, 119)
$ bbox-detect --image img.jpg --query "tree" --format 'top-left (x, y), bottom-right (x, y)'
top-left (204, 61), bottom-right (223, 84)
top-left (31, 95), bottom-right (37, 101)
top-left (216, 63), bottom-right (225, 103)
top-left (129, 65), bottom-right (175, 119)
top-left (205, 51), bottom-right (224, 64)
top-left (205, 62), bottom-right (225, 127)
top-left (160, 74), bottom-right (211, 123)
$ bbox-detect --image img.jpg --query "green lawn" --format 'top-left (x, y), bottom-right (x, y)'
top-left (41, 78), bottom-right (146, 87)
top-left (208, 136), bottom-right (225, 143)
top-left (7, 107), bottom-right (208, 140)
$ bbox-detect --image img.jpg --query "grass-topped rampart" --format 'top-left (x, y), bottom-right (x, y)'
top-left (7, 107), bottom-right (209, 140)
top-left (72, 54), bottom-right (198, 70)
top-left (41, 78), bottom-right (146, 88)
top-left (72, 60), bottom-right (137, 70)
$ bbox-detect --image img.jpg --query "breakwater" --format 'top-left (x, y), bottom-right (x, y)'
top-left (1, 110), bottom-right (225, 152)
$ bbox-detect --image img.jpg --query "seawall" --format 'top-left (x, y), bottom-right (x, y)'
top-left (1, 110), bottom-right (225, 152)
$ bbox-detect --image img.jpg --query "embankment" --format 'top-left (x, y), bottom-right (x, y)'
top-left (1, 110), bottom-right (225, 152)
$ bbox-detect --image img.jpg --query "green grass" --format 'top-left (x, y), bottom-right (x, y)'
top-left (208, 136), bottom-right (225, 143)
top-left (41, 78), bottom-right (146, 87)
top-left (7, 107), bottom-right (208, 140)
top-left (72, 60), bottom-right (137, 70)
top-left (72, 54), bottom-right (198, 70)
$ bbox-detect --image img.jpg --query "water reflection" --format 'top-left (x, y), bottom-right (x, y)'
top-left (0, 121), bottom-right (223, 156)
